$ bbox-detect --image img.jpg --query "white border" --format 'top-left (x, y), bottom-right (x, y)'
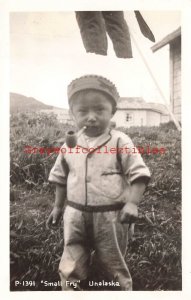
top-left (1, 0), bottom-right (191, 299)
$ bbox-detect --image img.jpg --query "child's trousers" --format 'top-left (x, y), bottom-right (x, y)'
top-left (59, 205), bottom-right (132, 291)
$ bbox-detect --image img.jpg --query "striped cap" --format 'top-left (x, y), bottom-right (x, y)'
top-left (67, 75), bottom-right (120, 107)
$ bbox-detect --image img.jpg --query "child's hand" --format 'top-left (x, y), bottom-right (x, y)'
top-left (119, 202), bottom-right (138, 224)
top-left (46, 207), bottom-right (63, 229)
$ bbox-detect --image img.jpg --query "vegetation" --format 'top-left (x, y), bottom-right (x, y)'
top-left (10, 113), bottom-right (181, 291)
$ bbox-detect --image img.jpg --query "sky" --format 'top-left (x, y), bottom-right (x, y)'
top-left (10, 11), bottom-right (181, 109)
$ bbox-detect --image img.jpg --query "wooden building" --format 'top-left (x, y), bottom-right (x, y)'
top-left (111, 97), bottom-right (169, 128)
top-left (152, 27), bottom-right (181, 123)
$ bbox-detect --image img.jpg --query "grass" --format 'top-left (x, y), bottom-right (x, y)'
top-left (10, 191), bottom-right (63, 291)
top-left (10, 113), bottom-right (181, 291)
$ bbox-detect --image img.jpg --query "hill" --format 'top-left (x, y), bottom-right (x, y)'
top-left (10, 93), bottom-right (54, 113)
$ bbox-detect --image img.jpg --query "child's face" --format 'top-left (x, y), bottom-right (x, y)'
top-left (71, 90), bottom-right (114, 137)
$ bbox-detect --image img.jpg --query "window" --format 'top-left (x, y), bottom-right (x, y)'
top-left (126, 113), bottom-right (132, 122)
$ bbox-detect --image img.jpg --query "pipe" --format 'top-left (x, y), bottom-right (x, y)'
top-left (65, 126), bottom-right (87, 148)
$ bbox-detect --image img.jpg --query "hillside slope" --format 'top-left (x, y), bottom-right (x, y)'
top-left (10, 93), bottom-right (53, 113)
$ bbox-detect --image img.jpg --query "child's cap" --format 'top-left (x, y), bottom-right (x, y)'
top-left (67, 75), bottom-right (120, 109)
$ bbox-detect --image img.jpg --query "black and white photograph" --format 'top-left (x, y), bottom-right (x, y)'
top-left (1, 0), bottom-right (191, 298)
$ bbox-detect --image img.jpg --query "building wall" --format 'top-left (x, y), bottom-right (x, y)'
top-left (112, 110), bottom-right (127, 127)
top-left (112, 109), bottom-right (160, 127)
top-left (40, 108), bottom-right (74, 124)
top-left (170, 36), bottom-right (181, 122)
top-left (133, 110), bottom-right (147, 126)
top-left (161, 114), bottom-right (170, 123)
top-left (146, 110), bottom-right (161, 126)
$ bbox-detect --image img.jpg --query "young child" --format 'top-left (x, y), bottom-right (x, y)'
top-left (47, 75), bottom-right (150, 291)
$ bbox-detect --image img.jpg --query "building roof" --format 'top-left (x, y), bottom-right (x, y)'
top-left (151, 27), bottom-right (181, 52)
top-left (117, 97), bottom-right (169, 115)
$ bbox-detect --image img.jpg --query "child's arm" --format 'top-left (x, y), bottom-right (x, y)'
top-left (117, 135), bottom-right (151, 223)
top-left (119, 178), bottom-right (146, 223)
top-left (46, 183), bottom-right (66, 228)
